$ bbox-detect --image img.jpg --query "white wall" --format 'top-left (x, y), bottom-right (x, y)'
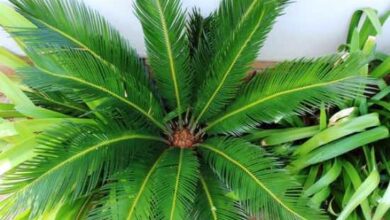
top-left (0, 0), bottom-right (389, 61)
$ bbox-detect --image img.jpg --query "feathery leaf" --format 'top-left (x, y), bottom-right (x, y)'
top-left (0, 123), bottom-right (165, 219)
top-left (2, 0), bottom-right (166, 130)
top-left (193, 0), bottom-right (288, 123)
top-left (18, 49), bottom-right (166, 130)
top-left (10, 0), bottom-right (150, 88)
top-left (199, 137), bottom-right (327, 219)
top-left (187, 9), bottom-right (215, 96)
top-left (154, 148), bottom-right (200, 220)
top-left (88, 150), bottom-right (166, 220)
top-left (194, 165), bottom-right (246, 220)
top-left (207, 54), bottom-right (375, 134)
top-left (135, 0), bottom-right (191, 118)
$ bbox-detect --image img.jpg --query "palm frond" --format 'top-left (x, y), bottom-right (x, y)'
top-left (154, 148), bottom-right (200, 220)
top-left (10, 0), bottom-right (150, 89)
top-left (88, 150), bottom-right (166, 220)
top-left (135, 0), bottom-right (191, 118)
top-left (19, 49), bottom-right (166, 130)
top-left (89, 148), bottom-right (199, 220)
top-left (198, 137), bottom-right (327, 219)
top-left (194, 165), bottom-right (246, 220)
top-left (56, 196), bottom-right (92, 220)
top-left (2, 1), bottom-right (166, 131)
top-left (206, 54), bottom-right (375, 134)
top-left (26, 91), bottom-right (89, 117)
top-left (193, 0), bottom-right (288, 123)
top-left (0, 122), bottom-right (165, 219)
top-left (187, 9), bottom-right (215, 96)
top-left (31, 196), bottom-right (93, 220)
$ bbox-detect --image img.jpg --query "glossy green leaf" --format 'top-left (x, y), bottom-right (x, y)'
top-left (304, 159), bottom-right (342, 197)
top-left (291, 126), bottom-right (389, 171)
top-left (294, 113), bottom-right (381, 156)
top-left (0, 73), bottom-right (34, 107)
top-left (337, 168), bottom-right (380, 220)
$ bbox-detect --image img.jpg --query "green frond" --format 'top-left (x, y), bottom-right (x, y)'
top-left (10, 0), bottom-right (150, 89)
top-left (187, 9), bottom-right (214, 59)
top-left (26, 91), bottom-right (89, 117)
top-left (88, 151), bottom-right (166, 220)
top-left (154, 148), bottom-right (200, 220)
top-left (194, 165), bottom-right (246, 220)
top-left (18, 49), bottom-right (166, 130)
top-left (88, 148), bottom-right (199, 220)
top-left (54, 197), bottom-right (92, 220)
top-left (206, 54), bottom-right (375, 134)
top-left (193, 0), bottom-right (288, 123)
top-left (31, 196), bottom-right (93, 220)
top-left (0, 48), bottom-right (84, 117)
top-left (2, 1), bottom-right (166, 131)
top-left (135, 0), bottom-right (191, 117)
top-left (187, 9), bottom-right (215, 96)
top-left (0, 122), bottom-right (165, 219)
top-left (198, 138), bottom-right (328, 219)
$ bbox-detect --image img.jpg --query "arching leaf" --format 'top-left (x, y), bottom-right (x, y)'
top-left (193, 0), bottom-right (288, 123)
top-left (135, 0), bottom-right (191, 118)
top-left (206, 54), bottom-right (374, 134)
top-left (199, 137), bottom-right (328, 219)
top-left (194, 165), bottom-right (246, 220)
top-left (1, 1), bottom-right (166, 131)
top-left (0, 123), bottom-right (165, 219)
top-left (154, 148), bottom-right (200, 220)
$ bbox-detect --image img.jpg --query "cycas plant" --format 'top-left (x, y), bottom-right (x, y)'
top-left (0, 0), bottom-right (376, 219)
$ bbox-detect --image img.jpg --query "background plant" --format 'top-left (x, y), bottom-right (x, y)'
top-left (0, 0), bottom-right (387, 220)
top-left (247, 8), bottom-right (390, 220)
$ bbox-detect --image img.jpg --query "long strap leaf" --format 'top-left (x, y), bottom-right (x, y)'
top-left (337, 168), bottom-right (380, 220)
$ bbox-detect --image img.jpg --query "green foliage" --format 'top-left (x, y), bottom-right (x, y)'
top-left (135, 0), bottom-right (191, 116)
top-left (199, 138), bottom-right (327, 219)
top-left (193, 0), bottom-right (287, 123)
top-left (206, 55), bottom-right (374, 134)
top-left (0, 0), bottom-right (386, 219)
top-left (246, 8), bottom-right (390, 219)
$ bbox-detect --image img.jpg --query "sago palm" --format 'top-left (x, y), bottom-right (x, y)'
top-left (0, 0), bottom-right (375, 219)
